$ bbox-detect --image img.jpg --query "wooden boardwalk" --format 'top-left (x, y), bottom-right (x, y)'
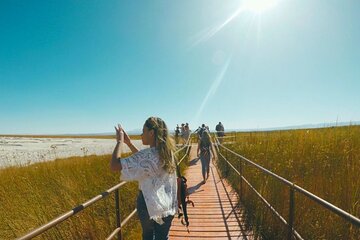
top-left (169, 144), bottom-right (254, 240)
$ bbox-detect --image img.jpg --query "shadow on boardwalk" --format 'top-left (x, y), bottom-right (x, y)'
top-left (169, 144), bottom-right (255, 240)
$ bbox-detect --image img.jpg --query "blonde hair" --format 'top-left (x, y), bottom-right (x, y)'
top-left (144, 117), bottom-right (176, 173)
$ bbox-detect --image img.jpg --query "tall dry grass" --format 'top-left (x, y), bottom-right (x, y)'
top-left (0, 134), bottom-right (142, 140)
top-left (217, 125), bottom-right (360, 239)
top-left (0, 153), bottom-right (143, 239)
top-left (0, 143), bottom-right (190, 239)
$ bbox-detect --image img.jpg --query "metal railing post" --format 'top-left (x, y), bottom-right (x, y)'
top-left (288, 185), bottom-right (295, 240)
top-left (217, 144), bottom-right (360, 239)
top-left (225, 149), bottom-right (229, 177)
top-left (239, 160), bottom-right (243, 202)
top-left (115, 189), bottom-right (122, 240)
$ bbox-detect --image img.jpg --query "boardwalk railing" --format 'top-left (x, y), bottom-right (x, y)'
top-left (214, 131), bottom-right (237, 143)
top-left (18, 135), bottom-right (193, 240)
top-left (213, 135), bottom-right (360, 240)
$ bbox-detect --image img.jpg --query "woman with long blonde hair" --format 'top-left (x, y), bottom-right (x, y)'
top-left (197, 130), bottom-right (215, 184)
top-left (110, 117), bottom-right (177, 240)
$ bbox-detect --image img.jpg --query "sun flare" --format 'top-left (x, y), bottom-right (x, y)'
top-left (190, 0), bottom-right (283, 46)
top-left (242, 0), bottom-right (281, 14)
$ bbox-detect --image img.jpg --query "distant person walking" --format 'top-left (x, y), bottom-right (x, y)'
top-left (182, 123), bottom-right (191, 143)
top-left (111, 117), bottom-right (177, 240)
top-left (175, 124), bottom-right (180, 144)
top-left (215, 122), bottom-right (225, 144)
top-left (197, 131), bottom-right (215, 184)
top-left (194, 126), bottom-right (201, 139)
top-left (195, 124), bottom-right (206, 142)
top-left (180, 123), bottom-right (185, 144)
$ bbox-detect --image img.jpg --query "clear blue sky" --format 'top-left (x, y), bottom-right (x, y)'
top-left (1, 0), bottom-right (359, 134)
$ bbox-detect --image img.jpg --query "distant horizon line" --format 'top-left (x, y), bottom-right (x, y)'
top-left (1, 120), bottom-right (359, 136)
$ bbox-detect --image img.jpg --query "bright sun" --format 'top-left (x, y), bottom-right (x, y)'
top-left (190, 0), bottom-right (283, 47)
top-left (241, 0), bottom-right (281, 14)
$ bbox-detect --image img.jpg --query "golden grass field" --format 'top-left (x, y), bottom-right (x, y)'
top-left (217, 125), bottom-right (360, 239)
top-left (0, 142), bottom-right (189, 239)
top-left (0, 153), bottom-right (142, 239)
top-left (0, 134), bottom-right (142, 140)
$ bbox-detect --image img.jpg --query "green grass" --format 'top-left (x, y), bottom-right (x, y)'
top-left (217, 126), bottom-right (360, 239)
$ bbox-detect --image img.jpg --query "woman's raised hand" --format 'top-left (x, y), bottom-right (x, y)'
top-left (114, 124), bottom-right (131, 145)
top-left (114, 124), bottom-right (123, 143)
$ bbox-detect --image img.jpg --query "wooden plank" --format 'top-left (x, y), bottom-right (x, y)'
top-left (169, 144), bottom-right (254, 240)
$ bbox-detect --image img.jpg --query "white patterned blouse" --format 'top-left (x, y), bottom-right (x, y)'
top-left (120, 147), bottom-right (178, 224)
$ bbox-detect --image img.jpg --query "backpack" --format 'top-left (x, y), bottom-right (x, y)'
top-left (173, 152), bottom-right (194, 232)
top-left (198, 127), bottom-right (206, 137)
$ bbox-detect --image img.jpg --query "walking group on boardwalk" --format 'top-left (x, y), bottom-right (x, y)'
top-left (111, 118), bottom-right (224, 239)
top-left (174, 123), bottom-right (191, 144)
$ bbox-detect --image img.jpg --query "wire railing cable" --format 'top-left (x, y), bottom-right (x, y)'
top-left (18, 182), bottom-right (127, 240)
top-left (214, 134), bottom-right (360, 240)
top-left (18, 135), bottom-right (193, 240)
